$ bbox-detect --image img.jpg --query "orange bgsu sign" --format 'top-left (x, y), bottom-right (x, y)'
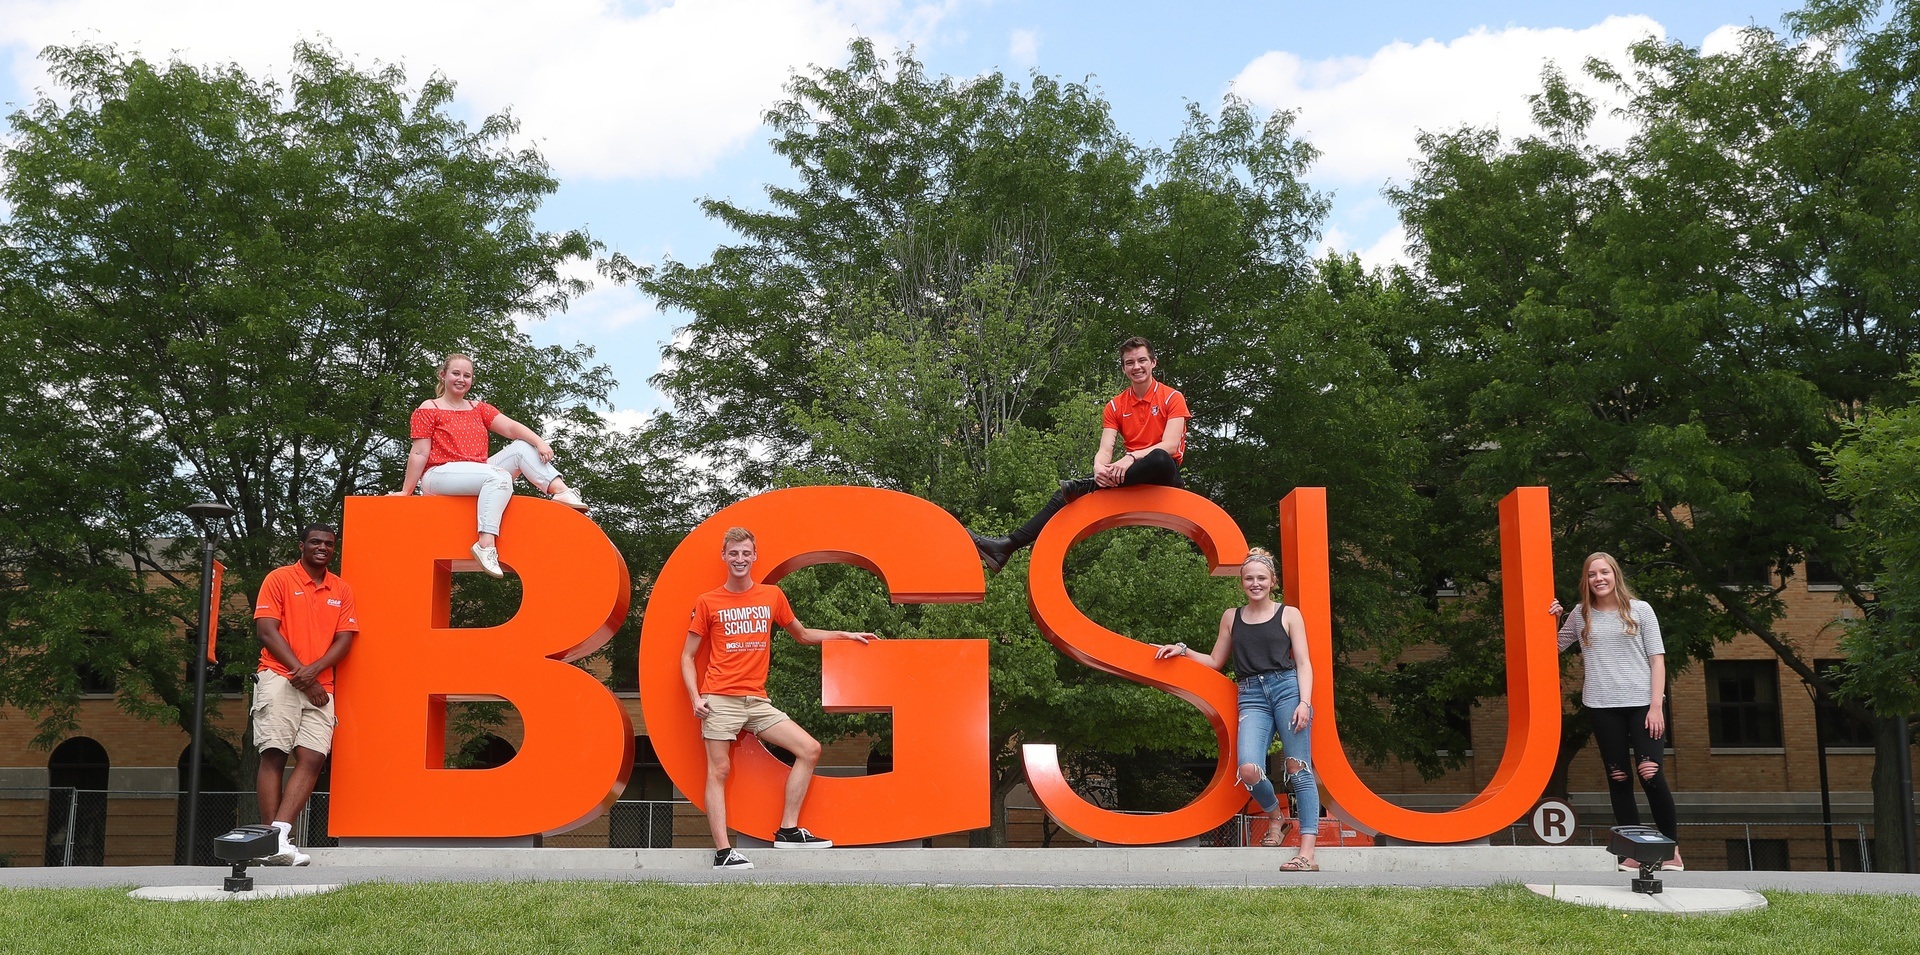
top-left (333, 486), bottom-right (1559, 845)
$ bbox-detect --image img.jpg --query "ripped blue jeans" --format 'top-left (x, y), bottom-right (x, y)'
top-left (1237, 669), bottom-right (1319, 836)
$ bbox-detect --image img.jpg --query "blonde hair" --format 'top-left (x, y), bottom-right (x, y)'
top-left (434, 353), bottom-right (476, 399)
top-left (1241, 548), bottom-right (1282, 603)
top-left (722, 527), bottom-right (756, 548)
top-left (1577, 551), bottom-right (1640, 643)
top-left (1242, 547), bottom-right (1278, 576)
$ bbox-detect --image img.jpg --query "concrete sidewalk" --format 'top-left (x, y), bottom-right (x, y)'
top-left (0, 846), bottom-right (1915, 895)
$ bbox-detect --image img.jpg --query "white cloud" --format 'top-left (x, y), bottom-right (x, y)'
top-left (1008, 28), bottom-right (1038, 68)
top-left (0, 0), bottom-right (954, 181)
top-left (1355, 224), bottom-right (1410, 271)
top-left (1231, 16), bottom-right (1668, 189)
top-left (534, 257), bottom-right (659, 336)
top-left (1700, 24), bottom-right (1749, 58)
top-left (598, 406), bottom-right (657, 432)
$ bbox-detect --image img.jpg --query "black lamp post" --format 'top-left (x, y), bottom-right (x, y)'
top-left (1803, 680), bottom-right (1836, 871)
top-left (182, 501), bottom-right (235, 865)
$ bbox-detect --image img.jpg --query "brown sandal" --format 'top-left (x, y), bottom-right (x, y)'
top-left (1278, 855), bottom-right (1319, 872)
top-left (1260, 818), bottom-right (1292, 847)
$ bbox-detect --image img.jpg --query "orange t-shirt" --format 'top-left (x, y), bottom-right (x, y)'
top-left (253, 563), bottom-right (360, 692)
top-left (1101, 380), bottom-right (1190, 463)
top-left (689, 583), bottom-right (796, 698)
top-left (409, 401), bottom-right (500, 468)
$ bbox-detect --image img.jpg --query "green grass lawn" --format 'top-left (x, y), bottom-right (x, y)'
top-left (0, 882), bottom-right (1914, 954)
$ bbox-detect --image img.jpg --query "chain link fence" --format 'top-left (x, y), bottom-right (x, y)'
top-left (1490, 819), bottom-right (1879, 871)
top-left (2, 789), bottom-right (689, 866)
top-left (0, 788), bottom-right (1887, 871)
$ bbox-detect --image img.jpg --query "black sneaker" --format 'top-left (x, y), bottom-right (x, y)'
top-left (713, 848), bottom-right (754, 870)
top-left (773, 826), bottom-right (833, 848)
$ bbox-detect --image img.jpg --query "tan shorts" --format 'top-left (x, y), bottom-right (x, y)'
top-left (700, 695), bottom-right (789, 741)
top-left (251, 670), bottom-right (336, 755)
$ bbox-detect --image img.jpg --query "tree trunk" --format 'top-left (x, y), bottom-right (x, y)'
top-left (971, 767), bottom-right (1020, 847)
top-left (1869, 716), bottom-right (1917, 873)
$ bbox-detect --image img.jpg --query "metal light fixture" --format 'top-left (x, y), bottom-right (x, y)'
top-left (182, 501), bottom-right (236, 865)
top-left (1608, 825), bottom-right (1677, 894)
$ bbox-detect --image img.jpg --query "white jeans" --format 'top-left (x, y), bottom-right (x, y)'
top-left (419, 440), bottom-right (562, 536)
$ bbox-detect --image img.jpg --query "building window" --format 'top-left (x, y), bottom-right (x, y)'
top-left (1839, 838), bottom-right (1876, 873)
top-left (1727, 838), bottom-right (1791, 871)
top-left (1706, 660), bottom-right (1783, 748)
top-left (1804, 561), bottom-right (1842, 590)
top-left (1814, 661), bottom-right (1879, 749)
top-left (1719, 560), bottom-right (1773, 589)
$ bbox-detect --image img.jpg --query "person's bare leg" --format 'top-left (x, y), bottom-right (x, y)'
top-left (272, 747), bottom-right (327, 825)
top-left (256, 749), bottom-right (288, 824)
top-left (757, 720), bottom-right (823, 829)
top-left (704, 739), bottom-right (733, 848)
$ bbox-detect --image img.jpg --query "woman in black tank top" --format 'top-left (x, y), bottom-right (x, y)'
top-left (1153, 548), bottom-right (1321, 871)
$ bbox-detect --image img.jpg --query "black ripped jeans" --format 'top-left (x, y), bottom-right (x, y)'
top-left (1588, 704), bottom-right (1678, 841)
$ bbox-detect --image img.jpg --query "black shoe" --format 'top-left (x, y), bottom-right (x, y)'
top-left (714, 848), bottom-right (754, 869)
top-left (774, 826), bottom-right (833, 849)
top-left (1059, 478), bottom-right (1096, 503)
top-left (968, 531), bottom-right (1014, 574)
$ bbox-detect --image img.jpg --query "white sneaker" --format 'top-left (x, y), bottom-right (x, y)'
top-left (550, 489), bottom-right (590, 513)
top-left (290, 848), bottom-right (312, 867)
top-left (470, 542), bottom-right (504, 577)
top-left (262, 827), bottom-right (298, 866)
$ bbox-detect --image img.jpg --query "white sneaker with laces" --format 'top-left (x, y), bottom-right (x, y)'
top-left (262, 826), bottom-right (298, 866)
top-left (470, 542), bottom-right (504, 577)
top-left (550, 489), bottom-right (590, 513)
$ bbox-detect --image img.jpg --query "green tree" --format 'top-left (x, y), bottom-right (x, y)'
top-left (1391, 2), bottom-right (1920, 866)
top-left (1823, 360), bottom-right (1920, 870)
top-left (643, 40), bottom-right (1463, 842)
top-left (0, 42), bottom-right (614, 754)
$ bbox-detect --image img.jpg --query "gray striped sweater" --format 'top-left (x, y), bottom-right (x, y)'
top-left (1557, 600), bottom-right (1665, 708)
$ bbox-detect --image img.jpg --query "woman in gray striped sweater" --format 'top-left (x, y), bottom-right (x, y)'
top-left (1548, 552), bottom-right (1684, 871)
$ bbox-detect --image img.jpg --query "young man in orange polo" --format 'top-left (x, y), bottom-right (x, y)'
top-left (252, 524), bottom-right (359, 866)
top-left (971, 336), bottom-right (1190, 571)
top-left (682, 526), bottom-right (877, 870)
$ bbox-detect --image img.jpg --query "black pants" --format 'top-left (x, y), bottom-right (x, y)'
top-left (1588, 704), bottom-right (1678, 841)
top-left (1007, 448), bottom-right (1183, 549)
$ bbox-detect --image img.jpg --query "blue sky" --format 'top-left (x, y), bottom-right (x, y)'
top-left (0, 1), bottom-right (1800, 418)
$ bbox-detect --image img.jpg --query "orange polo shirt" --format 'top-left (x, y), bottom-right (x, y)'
top-left (1101, 380), bottom-right (1190, 463)
top-left (253, 563), bottom-right (359, 692)
top-left (689, 583), bottom-right (796, 698)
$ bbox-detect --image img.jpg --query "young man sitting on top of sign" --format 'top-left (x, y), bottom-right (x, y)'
top-left (969, 336), bottom-right (1190, 572)
top-left (682, 526), bottom-right (878, 870)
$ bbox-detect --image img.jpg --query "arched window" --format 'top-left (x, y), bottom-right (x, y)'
top-left (45, 738), bottom-right (109, 866)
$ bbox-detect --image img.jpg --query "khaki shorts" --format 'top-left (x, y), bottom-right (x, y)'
top-left (700, 695), bottom-right (789, 741)
top-left (251, 670), bottom-right (336, 755)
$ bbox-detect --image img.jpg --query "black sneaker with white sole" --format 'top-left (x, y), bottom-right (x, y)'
top-left (714, 848), bottom-right (754, 869)
top-left (773, 826), bottom-right (833, 848)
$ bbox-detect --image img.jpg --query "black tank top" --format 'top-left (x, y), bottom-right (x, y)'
top-left (1230, 606), bottom-right (1294, 677)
